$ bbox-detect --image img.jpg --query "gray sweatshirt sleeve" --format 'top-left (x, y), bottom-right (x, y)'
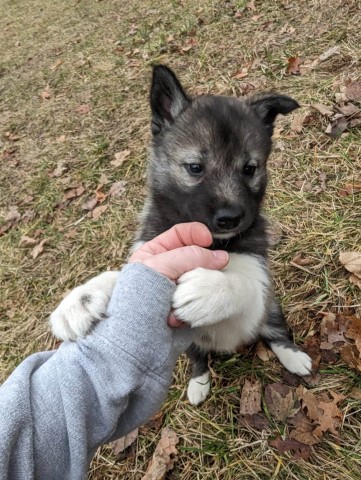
top-left (0, 263), bottom-right (194, 480)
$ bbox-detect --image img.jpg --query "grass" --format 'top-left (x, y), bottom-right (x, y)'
top-left (1, 0), bottom-right (361, 478)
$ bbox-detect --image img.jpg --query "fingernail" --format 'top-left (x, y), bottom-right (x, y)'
top-left (213, 250), bottom-right (229, 262)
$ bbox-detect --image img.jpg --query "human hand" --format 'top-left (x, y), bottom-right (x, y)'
top-left (129, 222), bottom-right (229, 327)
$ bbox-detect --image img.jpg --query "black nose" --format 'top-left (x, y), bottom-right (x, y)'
top-left (215, 208), bottom-right (244, 230)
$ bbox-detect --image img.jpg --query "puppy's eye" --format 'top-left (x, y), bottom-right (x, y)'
top-left (185, 163), bottom-right (203, 176)
top-left (243, 164), bottom-right (256, 176)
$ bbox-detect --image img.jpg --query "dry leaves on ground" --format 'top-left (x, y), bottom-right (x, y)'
top-left (339, 252), bottom-right (361, 290)
top-left (55, 184), bottom-right (85, 209)
top-left (320, 313), bottom-right (361, 372)
top-left (111, 149), bottom-right (131, 167)
top-left (142, 428), bottom-right (179, 480)
top-left (239, 378), bottom-right (269, 430)
top-left (111, 428), bottom-right (138, 462)
top-left (265, 383), bottom-right (298, 423)
top-left (49, 160), bottom-right (69, 178)
top-left (314, 80), bottom-right (361, 137)
top-left (74, 104), bottom-right (91, 115)
top-left (286, 56), bottom-right (302, 75)
top-left (88, 204), bottom-right (108, 220)
top-left (290, 387), bottom-right (345, 445)
top-left (31, 238), bottom-right (48, 259)
top-left (268, 436), bottom-right (312, 460)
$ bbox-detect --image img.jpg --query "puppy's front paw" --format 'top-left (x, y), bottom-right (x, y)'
top-left (187, 372), bottom-right (211, 406)
top-left (50, 271), bottom-right (119, 341)
top-left (271, 344), bottom-right (313, 376)
top-left (172, 268), bottom-right (234, 328)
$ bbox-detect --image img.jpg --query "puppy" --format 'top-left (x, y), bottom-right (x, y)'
top-left (50, 65), bottom-right (312, 406)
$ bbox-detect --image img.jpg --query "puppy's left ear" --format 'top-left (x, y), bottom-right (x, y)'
top-left (248, 93), bottom-right (300, 136)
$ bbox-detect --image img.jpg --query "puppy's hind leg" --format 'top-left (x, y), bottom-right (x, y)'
top-left (261, 300), bottom-right (312, 376)
top-left (186, 343), bottom-right (211, 406)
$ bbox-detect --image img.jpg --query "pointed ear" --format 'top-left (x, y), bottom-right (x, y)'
top-left (150, 65), bottom-right (191, 135)
top-left (248, 93), bottom-right (300, 136)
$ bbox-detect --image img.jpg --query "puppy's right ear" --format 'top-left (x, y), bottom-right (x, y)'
top-left (150, 65), bottom-right (191, 135)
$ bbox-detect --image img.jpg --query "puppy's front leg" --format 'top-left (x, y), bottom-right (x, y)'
top-left (172, 253), bottom-right (269, 328)
top-left (50, 271), bottom-right (119, 341)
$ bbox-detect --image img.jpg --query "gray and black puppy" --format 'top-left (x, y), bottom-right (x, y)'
top-left (50, 65), bottom-right (312, 406)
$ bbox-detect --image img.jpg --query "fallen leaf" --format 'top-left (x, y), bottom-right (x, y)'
top-left (239, 379), bottom-right (262, 415)
top-left (21, 194), bottom-right (34, 205)
top-left (241, 412), bottom-right (270, 430)
top-left (336, 103), bottom-right (360, 117)
top-left (181, 38), bottom-right (197, 53)
top-left (21, 209), bottom-right (36, 224)
top-left (31, 238), bottom-right (48, 259)
top-left (268, 437), bottom-right (312, 460)
top-left (111, 428), bottom-right (138, 461)
top-left (303, 335), bottom-right (321, 370)
top-left (55, 184), bottom-right (85, 209)
top-left (289, 409), bottom-right (320, 446)
top-left (142, 427), bottom-right (179, 480)
top-left (286, 56), bottom-right (302, 75)
top-left (341, 314), bottom-right (361, 354)
top-left (63, 185), bottom-right (85, 201)
top-left (5, 206), bottom-right (21, 223)
top-left (318, 46), bottom-right (340, 62)
top-left (349, 117), bottom-right (361, 128)
top-left (290, 112), bottom-right (306, 132)
top-left (50, 59), bottom-right (63, 70)
top-left (142, 411), bottom-right (165, 433)
top-left (265, 221), bottom-right (283, 246)
top-left (111, 149), bottom-right (131, 167)
top-left (349, 273), bottom-right (361, 290)
top-left (19, 236), bottom-right (38, 247)
top-left (339, 252), bottom-right (361, 278)
top-left (312, 104), bottom-right (334, 117)
top-left (109, 180), bottom-right (127, 197)
top-left (4, 131), bottom-right (20, 141)
top-left (255, 341), bottom-right (275, 361)
top-left (95, 185), bottom-right (107, 203)
top-left (350, 388), bottom-right (361, 400)
top-left (232, 67), bottom-right (249, 80)
top-left (90, 204), bottom-right (108, 220)
top-left (291, 253), bottom-right (313, 266)
top-left (74, 104), bottom-right (91, 115)
top-left (265, 383), bottom-right (298, 422)
top-left (56, 134), bottom-right (66, 142)
top-left (81, 196), bottom-right (98, 211)
top-left (317, 171), bottom-right (326, 189)
top-left (40, 85), bottom-right (51, 100)
top-left (0, 222), bottom-right (13, 236)
top-left (345, 81), bottom-right (361, 102)
top-left (325, 116), bottom-right (348, 138)
top-left (313, 391), bottom-right (345, 437)
top-left (49, 160), bottom-right (69, 178)
top-left (320, 312), bottom-right (347, 345)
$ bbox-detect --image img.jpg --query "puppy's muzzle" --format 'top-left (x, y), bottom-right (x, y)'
top-left (215, 207), bottom-right (244, 231)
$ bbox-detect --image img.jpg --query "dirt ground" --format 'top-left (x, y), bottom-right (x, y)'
top-left (1, 0), bottom-right (360, 479)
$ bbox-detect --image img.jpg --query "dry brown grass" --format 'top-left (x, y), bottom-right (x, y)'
top-left (1, 0), bottom-right (360, 479)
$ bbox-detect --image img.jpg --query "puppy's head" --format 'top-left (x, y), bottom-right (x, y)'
top-left (148, 65), bottom-right (299, 238)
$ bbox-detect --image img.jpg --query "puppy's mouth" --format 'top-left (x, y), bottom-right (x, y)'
top-left (212, 229), bottom-right (240, 240)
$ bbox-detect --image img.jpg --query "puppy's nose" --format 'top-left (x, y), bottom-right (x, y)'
top-left (215, 208), bottom-right (244, 230)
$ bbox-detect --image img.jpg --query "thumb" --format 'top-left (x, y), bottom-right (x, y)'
top-left (141, 246), bottom-right (229, 280)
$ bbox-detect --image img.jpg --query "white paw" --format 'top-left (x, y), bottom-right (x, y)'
top-left (271, 344), bottom-right (313, 376)
top-left (187, 372), bottom-right (211, 406)
top-left (172, 268), bottom-right (234, 328)
top-left (50, 271), bottom-right (119, 342)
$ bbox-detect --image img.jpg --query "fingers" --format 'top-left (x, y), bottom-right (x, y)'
top-left (141, 245), bottom-right (229, 280)
top-left (129, 222), bottom-right (212, 262)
